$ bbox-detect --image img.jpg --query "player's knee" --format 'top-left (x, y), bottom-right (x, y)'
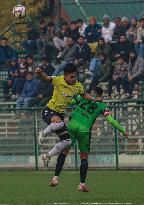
top-left (55, 125), bottom-right (70, 140)
top-left (80, 152), bottom-right (88, 159)
top-left (51, 116), bottom-right (62, 123)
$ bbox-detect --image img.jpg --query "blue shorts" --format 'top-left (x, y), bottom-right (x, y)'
top-left (42, 107), bottom-right (65, 125)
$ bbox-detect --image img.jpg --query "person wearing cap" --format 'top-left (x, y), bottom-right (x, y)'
top-left (135, 17), bottom-right (144, 58)
top-left (101, 15), bottom-right (115, 43)
top-left (84, 17), bottom-right (102, 53)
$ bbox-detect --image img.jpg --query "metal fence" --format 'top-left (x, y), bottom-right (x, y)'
top-left (0, 103), bottom-right (144, 170)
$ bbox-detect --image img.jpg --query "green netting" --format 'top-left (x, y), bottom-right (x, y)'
top-left (61, 0), bottom-right (144, 21)
top-left (0, 104), bottom-right (144, 170)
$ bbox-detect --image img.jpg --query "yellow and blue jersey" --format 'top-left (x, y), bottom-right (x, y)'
top-left (47, 76), bottom-right (84, 113)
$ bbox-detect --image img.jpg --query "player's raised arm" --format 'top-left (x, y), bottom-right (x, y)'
top-left (103, 110), bottom-right (128, 138)
top-left (35, 67), bottom-right (52, 82)
top-left (81, 93), bottom-right (102, 102)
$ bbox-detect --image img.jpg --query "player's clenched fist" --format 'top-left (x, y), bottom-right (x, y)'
top-left (35, 67), bottom-right (42, 74)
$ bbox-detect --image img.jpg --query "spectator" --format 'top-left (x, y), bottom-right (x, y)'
top-left (113, 34), bottom-right (135, 62)
top-left (37, 79), bottom-right (53, 107)
top-left (37, 19), bottom-right (48, 56)
top-left (36, 56), bottom-right (54, 106)
top-left (45, 21), bottom-right (56, 61)
top-left (121, 17), bottom-right (130, 35)
top-left (88, 37), bottom-right (112, 75)
top-left (87, 53), bottom-right (111, 93)
top-left (108, 55), bottom-right (128, 98)
top-left (126, 51), bottom-right (144, 98)
top-left (16, 72), bottom-right (42, 114)
top-left (53, 21), bottom-right (70, 55)
top-left (3, 58), bottom-right (19, 99)
top-left (0, 37), bottom-right (17, 69)
top-left (75, 36), bottom-right (91, 67)
top-left (18, 57), bottom-right (27, 68)
top-left (94, 37), bottom-right (112, 60)
top-left (101, 15), bottom-right (115, 43)
top-left (85, 17), bottom-right (101, 53)
top-left (53, 29), bottom-right (66, 53)
top-left (60, 21), bottom-right (71, 41)
top-left (53, 37), bottom-right (78, 76)
top-left (126, 17), bottom-right (138, 42)
top-left (135, 17), bottom-right (144, 58)
top-left (22, 24), bottom-right (40, 55)
top-left (68, 21), bottom-right (80, 41)
top-left (112, 17), bottom-right (123, 42)
top-left (11, 58), bottom-right (28, 98)
top-left (76, 19), bottom-right (87, 37)
top-left (26, 55), bottom-right (36, 72)
top-left (40, 56), bottom-right (55, 75)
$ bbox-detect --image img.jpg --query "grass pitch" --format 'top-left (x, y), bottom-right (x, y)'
top-left (0, 170), bottom-right (144, 205)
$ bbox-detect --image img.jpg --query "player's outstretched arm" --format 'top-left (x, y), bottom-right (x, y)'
top-left (105, 113), bottom-right (128, 138)
top-left (81, 93), bottom-right (102, 102)
top-left (35, 67), bottom-right (52, 82)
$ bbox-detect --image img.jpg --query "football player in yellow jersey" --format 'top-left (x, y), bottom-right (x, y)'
top-left (35, 63), bottom-right (98, 169)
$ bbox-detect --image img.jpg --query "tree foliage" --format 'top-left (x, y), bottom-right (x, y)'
top-left (0, 0), bottom-right (46, 33)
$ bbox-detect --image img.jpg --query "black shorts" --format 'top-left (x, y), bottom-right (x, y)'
top-left (42, 107), bottom-right (65, 125)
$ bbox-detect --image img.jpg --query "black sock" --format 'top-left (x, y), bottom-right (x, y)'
top-left (80, 159), bottom-right (88, 183)
top-left (55, 153), bottom-right (66, 176)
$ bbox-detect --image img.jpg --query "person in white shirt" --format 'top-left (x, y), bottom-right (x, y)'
top-left (102, 15), bottom-right (115, 43)
top-left (76, 19), bottom-right (87, 37)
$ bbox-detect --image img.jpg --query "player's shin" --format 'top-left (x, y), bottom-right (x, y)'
top-left (80, 157), bottom-right (88, 184)
top-left (55, 153), bottom-right (67, 176)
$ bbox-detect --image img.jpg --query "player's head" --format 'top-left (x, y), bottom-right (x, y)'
top-left (93, 87), bottom-right (103, 97)
top-left (64, 63), bottom-right (77, 85)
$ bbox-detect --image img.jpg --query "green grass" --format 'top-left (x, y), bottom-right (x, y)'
top-left (0, 170), bottom-right (144, 205)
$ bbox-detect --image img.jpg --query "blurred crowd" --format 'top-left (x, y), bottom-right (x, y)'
top-left (0, 15), bottom-right (144, 111)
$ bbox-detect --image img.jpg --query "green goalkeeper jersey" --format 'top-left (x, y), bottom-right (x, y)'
top-left (70, 96), bottom-right (126, 134)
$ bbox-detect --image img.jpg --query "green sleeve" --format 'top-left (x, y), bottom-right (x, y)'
top-left (105, 115), bottom-right (126, 135)
top-left (70, 95), bottom-right (83, 105)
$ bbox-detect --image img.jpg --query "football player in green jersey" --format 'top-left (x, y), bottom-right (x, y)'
top-left (49, 87), bottom-right (128, 191)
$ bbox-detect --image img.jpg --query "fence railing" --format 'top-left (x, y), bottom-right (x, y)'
top-left (0, 104), bottom-right (144, 170)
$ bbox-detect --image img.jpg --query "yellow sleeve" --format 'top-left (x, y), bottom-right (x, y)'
top-left (51, 76), bottom-right (61, 86)
top-left (78, 83), bottom-right (84, 95)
